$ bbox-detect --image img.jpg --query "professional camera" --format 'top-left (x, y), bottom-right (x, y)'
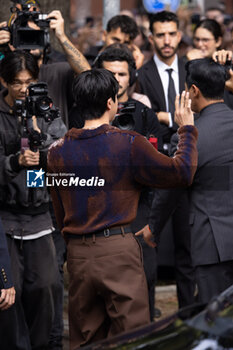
top-left (2, 0), bottom-right (51, 50)
top-left (14, 82), bottom-right (60, 122)
top-left (14, 82), bottom-right (59, 151)
top-left (112, 101), bottom-right (136, 131)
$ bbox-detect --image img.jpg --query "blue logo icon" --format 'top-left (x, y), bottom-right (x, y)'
top-left (27, 169), bottom-right (45, 188)
top-left (143, 0), bottom-right (181, 13)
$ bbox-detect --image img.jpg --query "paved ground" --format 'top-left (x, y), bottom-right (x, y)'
top-left (62, 285), bottom-right (178, 349)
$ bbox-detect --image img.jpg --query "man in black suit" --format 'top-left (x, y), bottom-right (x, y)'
top-left (140, 58), bottom-right (233, 304)
top-left (137, 11), bottom-right (185, 153)
top-left (137, 11), bottom-right (195, 308)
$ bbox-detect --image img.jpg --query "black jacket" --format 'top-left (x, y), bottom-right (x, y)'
top-left (0, 217), bottom-right (13, 289)
top-left (137, 57), bottom-right (186, 144)
top-left (0, 89), bottom-right (67, 217)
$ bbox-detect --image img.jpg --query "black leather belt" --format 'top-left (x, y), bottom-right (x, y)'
top-left (65, 225), bottom-right (132, 239)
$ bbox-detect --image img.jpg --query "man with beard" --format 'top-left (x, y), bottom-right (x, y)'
top-left (137, 11), bottom-right (196, 310)
top-left (137, 11), bottom-right (185, 153)
top-left (70, 44), bottom-right (161, 139)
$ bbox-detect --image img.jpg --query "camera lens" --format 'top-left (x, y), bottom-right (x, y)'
top-left (37, 96), bottom-right (52, 112)
top-left (113, 113), bottom-right (135, 130)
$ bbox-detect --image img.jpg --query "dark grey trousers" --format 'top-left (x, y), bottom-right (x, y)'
top-left (196, 260), bottom-right (233, 304)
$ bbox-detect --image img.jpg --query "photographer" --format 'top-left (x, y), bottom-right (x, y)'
top-left (0, 50), bottom-right (66, 349)
top-left (0, 1), bottom-right (90, 126)
top-left (70, 44), bottom-right (161, 138)
top-left (0, 2), bottom-right (91, 347)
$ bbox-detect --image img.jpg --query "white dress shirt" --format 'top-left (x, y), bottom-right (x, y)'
top-left (153, 53), bottom-right (179, 127)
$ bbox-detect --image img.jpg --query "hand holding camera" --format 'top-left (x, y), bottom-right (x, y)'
top-left (19, 149), bottom-right (40, 167)
top-left (0, 21), bottom-right (11, 45)
top-left (47, 10), bottom-right (65, 42)
top-left (213, 50), bottom-right (233, 93)
top-left (213, 49), bottom-right (233, 66)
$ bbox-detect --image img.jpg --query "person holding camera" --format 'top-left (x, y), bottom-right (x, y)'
top-left (0, 2), bottom-right (91, 348)
top-left (0, 50), bottom-right (67, 349)
top-left (0, 1), bottom-right (90, 126)
top-left (70, 44), bottom-right (160, 138)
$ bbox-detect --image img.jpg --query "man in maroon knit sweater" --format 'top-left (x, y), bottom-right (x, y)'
top-left (47, 68), bottom-right (198, 349)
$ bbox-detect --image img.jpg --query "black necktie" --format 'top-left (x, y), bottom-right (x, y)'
top-left (166, 68), bottom-right (176, 116)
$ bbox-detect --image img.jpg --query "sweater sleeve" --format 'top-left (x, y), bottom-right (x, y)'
top-left (47, 142), bottom-right (65, 232)
top-left (131, 125), bottom-right (198, 188)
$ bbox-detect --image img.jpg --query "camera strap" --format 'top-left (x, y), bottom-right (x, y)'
top-left (42, 44), bottom-right (51, 65)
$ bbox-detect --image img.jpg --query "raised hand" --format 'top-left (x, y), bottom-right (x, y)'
top-left (175, 91), bottom-right (194, 127)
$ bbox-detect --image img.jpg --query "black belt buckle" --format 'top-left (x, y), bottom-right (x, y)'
top-left (104, 228), bottom-right (110, 237)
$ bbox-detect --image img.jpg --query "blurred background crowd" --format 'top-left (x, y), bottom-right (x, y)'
top-left (69, 0), bottom-right (233, 61)
top-left (1, 0), bottom-right (233, 61)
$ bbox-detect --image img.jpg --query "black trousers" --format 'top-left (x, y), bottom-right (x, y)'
top-left (131, 190), bottom-right (157, 321)
top-left (49, 201), bottom-right (67, 349)
top-left (172, 192), bottom-right (196, 308)
top-left (196, 260), bottom-right (233, 304)
top-left (157, 191), bottom-right (196, 308)
top-left (0, 234), bottom-right (59, 350)
top-left (49, 229), bottom-right (67, 349)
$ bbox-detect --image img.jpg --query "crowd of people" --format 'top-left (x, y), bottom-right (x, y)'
top-left (71, 4), bottom-right (233, 62)
top-left (0, 1), bottom-right (233, 350)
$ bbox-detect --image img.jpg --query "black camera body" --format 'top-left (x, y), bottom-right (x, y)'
top-left (14, 82), bottom-right (59, 122)
top-left (14, 82), bottom-right (59, 151)
top-left (3, 1), bottom-right (51, 50)
top-left (112, 102), bottom-right (136, 131)
top-left (224, 59), bottom-right (233, 72)
top-left (11, 12), bottom-right (50, 50)
top-left (215, 53), bottom-right (233, 75)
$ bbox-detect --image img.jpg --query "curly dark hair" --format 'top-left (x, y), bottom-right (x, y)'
top-left (106, 15), bottom-right (139, 41)
top-left (94, 43), bottom-right (136, 71)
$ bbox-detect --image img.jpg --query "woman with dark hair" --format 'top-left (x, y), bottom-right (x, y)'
top-left (187, 19), bottom-right (222, 60)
